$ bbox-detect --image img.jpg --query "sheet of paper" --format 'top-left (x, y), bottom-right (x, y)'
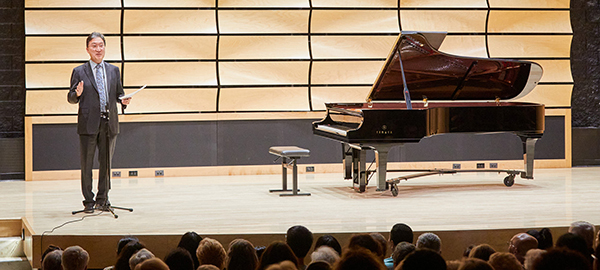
top-left (119, 84), bottom-right (146, 99)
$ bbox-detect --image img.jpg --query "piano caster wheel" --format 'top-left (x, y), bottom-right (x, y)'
top-left (503, 175), bottom-right (515, 187)
top-left (391, 184), bottom-right (398, 197)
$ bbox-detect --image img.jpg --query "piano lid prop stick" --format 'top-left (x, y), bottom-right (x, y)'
top-left (397, 45), bottom-right (412, 110)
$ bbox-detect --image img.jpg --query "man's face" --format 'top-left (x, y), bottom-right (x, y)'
top-left (86, 37), bottom-right (105, 64)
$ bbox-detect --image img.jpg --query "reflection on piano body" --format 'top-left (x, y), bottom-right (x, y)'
top-left (312, 32), bottom-right (545, 194)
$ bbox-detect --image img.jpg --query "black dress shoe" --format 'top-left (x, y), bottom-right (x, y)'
top-left (83, 204), bottom-right (94, 213)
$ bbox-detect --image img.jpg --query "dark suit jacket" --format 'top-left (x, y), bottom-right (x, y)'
top-left (67, 61), bottom-right (125, 135)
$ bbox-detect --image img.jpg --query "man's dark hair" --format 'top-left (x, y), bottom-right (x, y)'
top-left (86, 32), bottom-right (106, 47)
top-left (114, 241), bottom-right (145, 270)
top-left (526, 228), bottom-right (553, 250)
top-left (164, 247), bottom-right (194, 270)
top-left (286, 225), bottom-right (314, 259)
top-left (333, 248), bottom-right (386, 270)
top-left (347, 234), bottom-right (382, 258)
top-left (177, 231), bottom-right (202, 269)
top-left (390, 223), bottom-right (413, 246)
top-left (41, 244), bottom-right (62, 263)
top-left (257, 241), bottom-right (298, 270)
top-left (116, 236), bottom-right (138, 255)
top-left (399, 249), bottom-right (446, 270)
top-left (532, 248), bottom-right (591, 270)
top-left (315, 235), bottom-right (342, 255)
top-left (226, 239), bottom-right (258, 270)
top-left (556, 233), bottom-right (590, 259)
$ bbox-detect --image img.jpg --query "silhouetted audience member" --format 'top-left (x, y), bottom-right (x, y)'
top-left (370, 233), bottom-right (388, 259)
top-left (177, 232), bottom-right (202, 270)
top-left (570, 221), bottom-right (596, 255)
top-left (42, 249), bottom-right (63, 270)
top-left (526, 228), bottom-right (553, 250)
top-left (524, 249), bottom-right (546, 270)
top-left (469, 244), bottom-right (496, 261)
top-left (463, 245), bottom-right (475, 258)
top-left (256, 246), bottom-right (267, 259)
top-left (398, 249), bottom-right (446, 270)
top-left (333, 248), bottom-right (386, 270)
top-left (265, 260), bottom-right (299, 270)
top-left (306, 260), bottom-right (331, 270)
top-left (508, 233), bottom-right (538, 264)
top-left (197, 237), bottom-right (226, 270)
top-left (163, 247), bottom-right (194, 270)
top-left (458, 258), bottom-right (493, 270)
top-left (226, 239), bottom-right (259, 270)
top-left (287, 225), bottom-right (314, 269)
top-left (391, 242), bottom-right (415, 269)
top-left (103, 237), bottom-right (138, 270)
top-left (315, 235), bottom-right (342, 256)
top-left (488, 252), bottom-right (521, 270)
top-left (593, 242), bottom-right (599, 270)
top-left (532, 248), bottom-right (591, 270)
top-left (415, 233), bottom-right (442, 254)
top-left (446, 260), bottom-right (462, 270)
top-left (310, 246), bottom-right (339, 266)
top-left (114, 240), bottom-right (145, 270)
top-left (197, 265), bottom-right (220, 270)
top-left (129, 248), bottom-right (155, 270)
top-left (556, 232), bottom-right (591, 261)
top-left (257, 241), bottom-right (299, 270)
top-left (347, 233), bottom-right (382, 258)
top-left (385, 223), bottom-right (413, 270)
top-left (135, 258), bottom-right (169, 270)
top-left (61, 246), bottom-right (89, 270)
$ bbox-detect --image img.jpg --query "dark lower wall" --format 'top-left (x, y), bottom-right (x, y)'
top-left (32, 116), bottom-right (565, 171)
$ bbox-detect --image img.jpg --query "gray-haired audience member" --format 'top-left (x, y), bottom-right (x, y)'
top-left (61, 246), bottom-right (89, 270)
top-left (392, 242), bottom-right (415, 269)
top-left (129, 248), bottom-right (155, 270)
top-left (42, 249), bottom-right (63, 270)
top-left (310, 246), bottom-right (340, 266)
top-left (416, 232), bottom-right (442, 254)
top-left (508, 233), bottom-right (538, 265)
top-left (569, 221), bottom-right (596, 254)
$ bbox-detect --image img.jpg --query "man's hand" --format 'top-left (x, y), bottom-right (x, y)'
top-left (76, 81), bottom-right (84, 96)
top-left (121, 97), bottom-right (132, 105)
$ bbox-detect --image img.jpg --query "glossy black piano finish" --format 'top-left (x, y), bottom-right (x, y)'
top-left (312, 32), bottom-right (545, 193)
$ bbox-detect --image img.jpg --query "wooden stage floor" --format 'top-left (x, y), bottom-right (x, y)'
top-left (1, 167), bottom-right (598, 266)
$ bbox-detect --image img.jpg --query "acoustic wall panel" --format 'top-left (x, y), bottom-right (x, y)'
top-left (488, 36), bottom-right (572, 58)
top-left (534, 60), bottom-right (573, 83)
top-left (123, 0), bottom-right (215, 7)
top-left (488, 11), bottom-right (572, 33)
top-left (311, 10), bottom-right (399, 33)
top-left (121, 89), bottom-right (218, 113)
top-left (400, 11), bottom-right (487, 33)
top-left (312, 0), bottom-right (397, 7)
top-left (123, 36), bottom-right (217, 60)
top-left (311, 36), bottom-right (397, 59)
top-left (25, 10), bottom-right (121, 35)
top-left (399, 0), bottom-right (487, 8)
top-left (26, 37), bottom-right (122, 61)
top-left (218, 10), bottom-right (309, 34)
top-left (487, 0), bottom-right (569, 8)
top-left (219, 87), bottom-right (309, 111)
top-left (26, 90), bottom-right (77, 115)
top-left (311, 87), bottom-right (372, 110)
top-left (514, 85), bottom-right (573, 107)
top-left (26, 63), bottom-right (84, 88)
top-left (25, 0), bottom-right (120, 8)
top-left (219, 62), bottom-right (309, 86)
top-left (219, 0), bottom-right (309, 7)
top-left (123, 62), bottom-right (217, 87)
top-left (124, 10), bottom-right (217, 34)
top-left (437, 36), bottom-right (487, 58)
top-left (219, 36), bottom-right (309, 60)
top-left (311, 61), bottom-right (382, 85)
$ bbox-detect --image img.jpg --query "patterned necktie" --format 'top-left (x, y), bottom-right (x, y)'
top-left (96, 64), bottom-right (107, 112)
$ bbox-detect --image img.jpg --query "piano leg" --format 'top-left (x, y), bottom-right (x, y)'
top-left (374, 145), bottom-right (391, 191)
top-left (342, 143), bottom-right (352, 180)
top-left (352, 148), bottom-right (367, 192)
top-left (521, 137), bottom-right (539, 179)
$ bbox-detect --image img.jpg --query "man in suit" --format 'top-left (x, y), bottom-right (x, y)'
top-left (67, 32), bottom-right (131, 213)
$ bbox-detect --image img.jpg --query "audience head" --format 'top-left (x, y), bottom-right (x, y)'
top-left (524, 249), bottom-right (546, 270)
top-left (61, 246), bottom-right (89, 270)
top-left (258, 241), bottom-right (298, 270)
top-left (556, 232), bottom-right (591, 259)
top-left (129, 248), bottom-right (154, 270)
top-left (197, 265), bottom-right (220, 270)
top-left (114, 240), bottom-right (145, 270)
top-left (415, 232), bottom-right (442, 254)
top-left (463, 245), bottom-right (475, 258)
top-left (286, 225), bottom-right (314, 263)
top-left (458, 258), bottom-right (493, 270)
top-left (392, 242), bottom-right (415, 269)
top-left (163, 247), bottom-right (194, 270)
top-left (226, 238), bottom-right (259, 270)
top-left (42, 245), bottom-right (62, 265)
top-left (532, 248), bottom-right (591, 270)
top-left (526, 228), bottom-right (553, 250)
top-left (333, 248), bottom-right (386, 270)
top-left (42, 249), bottom-right (63, 270)
top-left (508, 233), bottom-right (538, 264)
top-left (116, 236), bottom-right (139, 255)
top-left (488, 252), bottom-right (521, 270)
top-left (135, 258), bottom-right (169, 270)
top-left (370, 233), bottom-right (388, 258)
top-left (389, 223), bottom-right (413, 247)
top-left (306, 260), bottom-right (331, 270)
top-left (469, 244), bottom-right (496, 261)
top-left (196, 237), bottom-right (226, 270)
top-left (310, 246), bottom-right (340, 266)
top-left (347, 233), bottom-right (382, 258)
top-left (265, 260), bottom-right (299, 270)
top-left (315, 235), bottom-right (342, 256)
top-left (569, 221), bottom-right (596, 251)
top-left (177, 231), bottom-right (202, 269)
top-left (398, 248), bottom-right (446, 270)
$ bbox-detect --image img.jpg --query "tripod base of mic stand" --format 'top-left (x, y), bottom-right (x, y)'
top-left (72, 205), bottom-right (133, 219)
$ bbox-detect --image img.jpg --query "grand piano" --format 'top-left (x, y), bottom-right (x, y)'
top-left (312, 32), bottom-right (545, 195)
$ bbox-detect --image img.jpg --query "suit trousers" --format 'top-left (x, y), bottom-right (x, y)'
top-left (79, 117), bottom-right (117, 206)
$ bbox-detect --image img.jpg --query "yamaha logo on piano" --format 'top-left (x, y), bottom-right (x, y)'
top-left (376, 125), bottom-right (393, 135)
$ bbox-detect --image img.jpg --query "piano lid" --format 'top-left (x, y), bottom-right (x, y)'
top-left (367, 32), bottom-right (543, 101)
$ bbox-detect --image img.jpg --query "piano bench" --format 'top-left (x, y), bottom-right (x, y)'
top-left (269, 146), bottom-right (311, 197)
